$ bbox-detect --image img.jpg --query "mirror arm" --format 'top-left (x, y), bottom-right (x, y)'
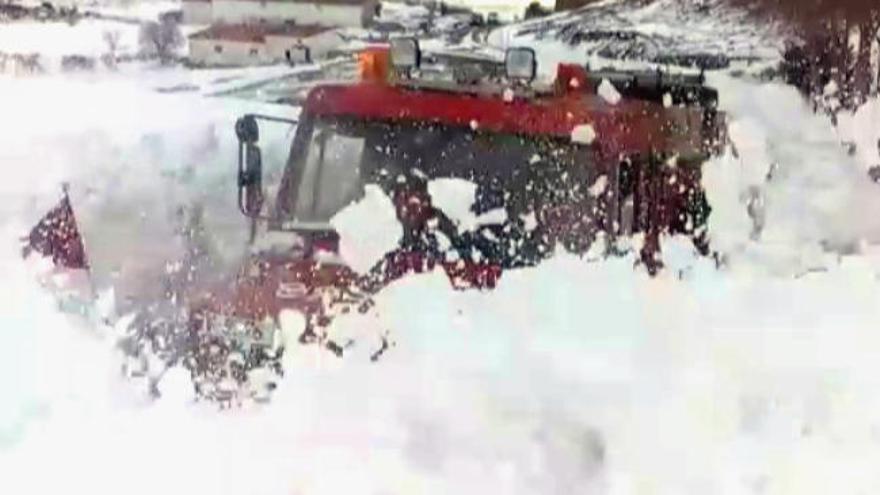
top-left (242, 113), bottom-right (298, 127)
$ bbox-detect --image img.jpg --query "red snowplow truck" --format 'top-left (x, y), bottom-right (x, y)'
top-left (173, 41), bottom-right (725, 397)
top-left (217, 45), bottom-right (720, 296)
top-left (29, 40), bottom-right (724, 399)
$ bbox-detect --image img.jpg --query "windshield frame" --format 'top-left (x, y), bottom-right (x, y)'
top-left (269, 112), bottom-right (601, 233)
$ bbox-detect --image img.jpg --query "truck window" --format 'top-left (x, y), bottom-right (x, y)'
top-left (289, 126), bottom-right (366, 224)
top-left (278, 116), bottom-right (597, 229)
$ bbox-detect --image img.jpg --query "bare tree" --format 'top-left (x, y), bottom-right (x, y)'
top-left (139, 19), bottom-right (183, 65)
top-left (723, 0), bottom-right (879, 26)
top-left (724, 0), bottom-right (880, 111)
top-left (102, 30), bottom-right (121, 69)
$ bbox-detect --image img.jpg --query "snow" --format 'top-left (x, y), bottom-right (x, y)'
top-left (3, 4), bottom-right (880, 495)
top-left (425, 177), bottom-right (508, 231)
top-left (0, 20), bottom-right (141, 60)
top-left (588, 175), bottom-right (608, 197)
top-left (704, 74), bottom-right (880, 274)
top-left (377, 1), bottom-right (431, 29)
top-left (427, 177), bottom-right (478, 228)
top-left (571, 123), bottom-right (597, 144)
top-left (597, 78), bottom-right (621, 105)
top-left (440, 0), bottom-right (554, 21)
top-left (486, 0), bottom-right (780, 81)
top-left (17, 0), bottom-right (182, 22)
top-left (838, 96), bottom-right (880, 171)
top-left (331, 184), bottom-right (403, 274)
top-left (83, 0), bottom-right (182, 23)
top-left (0, 67), bottom-right (299, 310)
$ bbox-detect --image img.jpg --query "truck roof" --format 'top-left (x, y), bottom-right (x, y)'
top-left (303, 81), bottom-right (701, 157)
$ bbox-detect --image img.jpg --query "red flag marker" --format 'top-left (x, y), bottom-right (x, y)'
top-left (22, 185), bottom-right (88, 270)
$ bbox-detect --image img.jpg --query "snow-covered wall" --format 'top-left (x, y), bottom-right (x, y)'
top-left (190, 37), bottom-right (275, 65)
top-left (265, 28), bottom-right (343, 61)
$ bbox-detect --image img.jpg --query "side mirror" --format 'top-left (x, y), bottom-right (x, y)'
top-left (235, 115), bottom-right (259, 143)
top-left (233, 113), bottom-right (298, 219)
top-left (236, 115), bottom-right (264, 217)
top-left (239, 143), bottom-right (263, 217)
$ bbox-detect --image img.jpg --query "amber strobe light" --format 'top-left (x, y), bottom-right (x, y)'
top-left (358, 48), bottom-right (391, 83)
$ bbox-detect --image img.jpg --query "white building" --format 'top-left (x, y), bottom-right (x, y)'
top-left (188, 23), bottom-right (342, 66)
top-left (182, 0), bottom-right (378, 28)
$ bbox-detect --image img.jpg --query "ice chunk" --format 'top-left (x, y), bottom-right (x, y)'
top-left (598, 79), bottom-right (622, 105)
top-left (331, 184), bottom-right (402, 273)
top-left (477, 208), bottom-right (507, 226)
top-left (428, 178), bottom-right (478, 230)
top-left (571, 124), bottom-right (597, 144)
top-left (588, 175), bottom-right (608, 197)
top-left (521, 211), bottom-right (538, 231)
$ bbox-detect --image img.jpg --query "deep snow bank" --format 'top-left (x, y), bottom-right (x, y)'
top-left (0, 72), bottom-right (297, 309)
top-left (5, 248), bottom-right (880, 494)
top-left (704, 75), bottom-right (880, 275)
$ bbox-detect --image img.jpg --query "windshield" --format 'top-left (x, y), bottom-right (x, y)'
top-left (291, 127), bottom-right (366, 223)
top-left (274, 116), bottom-right (597, 227)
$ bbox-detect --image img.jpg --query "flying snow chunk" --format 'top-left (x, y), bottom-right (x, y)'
top-left (598, 79), bottom-right (622, 105)
top-left (503, 88), bottom-right (515, 103)
top-left (521, 211), bottom-right (538, 231)
top-left (428, 178), bottom-right (478, 230)
top-left (571, 124), bottom-right (597, 145)
top-left (663, 92), bottom-right (673, 108)
top-left (331, 184), bottom-right (402, 273)
top-left (428, 178), bottom-right (508, 231)
top-left (588, 175), bottom-right (608, 197)
top-left (478, 208), bottom-right (508, 225)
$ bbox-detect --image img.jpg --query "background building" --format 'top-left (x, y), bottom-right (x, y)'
top-left (188, 23), bottom-right (341, 66)
top-left (182, 0), bottom-right (378, 28)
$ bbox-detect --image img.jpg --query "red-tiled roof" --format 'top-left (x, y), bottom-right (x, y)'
top-left (189, 24), bottom-right (268, 43)
top-left (189, 23), bottom-right (332, 43)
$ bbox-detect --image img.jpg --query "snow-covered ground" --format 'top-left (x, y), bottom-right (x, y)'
top-left (20, 0), bottom-right (181, 22)
top-left (3, 4), bottom-right (880, 495)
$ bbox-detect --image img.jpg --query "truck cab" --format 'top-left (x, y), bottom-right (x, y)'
top-left (185, 40), bottom-right (724, 397)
